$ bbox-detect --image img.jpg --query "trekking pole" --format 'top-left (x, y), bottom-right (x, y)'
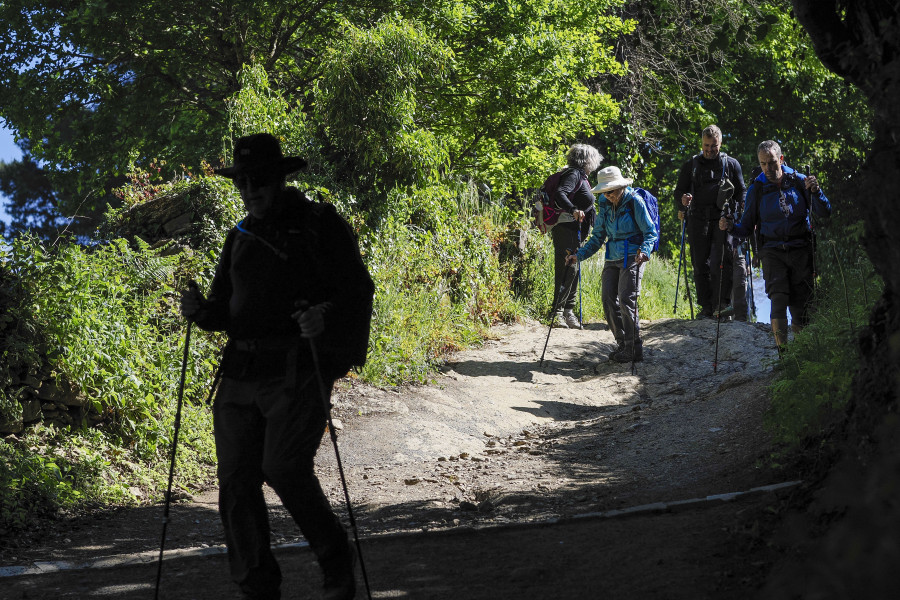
top-left (674, 219), bottom-right (686, 315)
top-left (299, 303), bottom-right (374, 600)
top-left (539, 257), bottom-right (578, 368)
top-left (713, 201), bottom-right (730, 373)
top-left (682, 214), bottom-right (695, 319)
top-left (628, 241), bottom-right (639, 376)
top-left (577, 227), bottom-right (583, 328)
top-left (154, 281), bottom-right (197, 600)
top-left (745, 243), bottom-right (756, 321)
top-left (829, 241), bottom-right (854, 335)
top-left (803, 164), bottom-right (819, 299)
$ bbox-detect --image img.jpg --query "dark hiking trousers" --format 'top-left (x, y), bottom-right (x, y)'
top-left (709, 239), bottom-right (748, 320)
top-left (601, 257), bottom-right (645, 347)
top-left (761, 244), bottom-right (815, 326)
top-left (687, 212), bottom-right (732, 314)
top-left (214, 372), bottom-right (349, 598)
top-left (551, 224), bottom-right (581, 312)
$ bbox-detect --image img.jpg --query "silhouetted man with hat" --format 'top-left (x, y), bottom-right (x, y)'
top-left (181, 133), bottom-right (373, 600)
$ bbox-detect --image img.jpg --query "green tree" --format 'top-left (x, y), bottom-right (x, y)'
top-left (0, 156), bottom-right (73, 240)
top-left (314, 17), bottom-right (454, 194)
top-left (0, 0), bottom-right (383, 217)
top-left (0, 1), bottom-right (634, 225)
top-left (415, 0), bottom-right (629, 194)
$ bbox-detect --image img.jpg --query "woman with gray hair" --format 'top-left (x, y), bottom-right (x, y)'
top-left (549, 143), bottom-right (603, 329)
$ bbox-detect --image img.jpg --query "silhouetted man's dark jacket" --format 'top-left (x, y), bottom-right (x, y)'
top-left (193, 188), bottom-right (374, 380)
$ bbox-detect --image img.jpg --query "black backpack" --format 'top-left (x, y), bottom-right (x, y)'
top-left (301, 198), bottom-right (374, 373)
top-left (691, 153), bottom-right (735, 212)
top-left (232, 191), bottom-right (374, 375)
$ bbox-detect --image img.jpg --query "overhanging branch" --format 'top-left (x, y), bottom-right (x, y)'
top-left (790, 0), bottom-right (858, 84)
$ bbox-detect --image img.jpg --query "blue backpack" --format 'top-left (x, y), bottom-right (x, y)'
top-left (625, 187), bottom-right (660, 252)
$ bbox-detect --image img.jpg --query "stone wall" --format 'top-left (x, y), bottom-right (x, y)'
top-left (0, 368), bottom-right (104, 435)
top-left (1, 187), bottom-right (200, 437)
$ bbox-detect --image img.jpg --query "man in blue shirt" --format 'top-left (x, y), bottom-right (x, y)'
top-left (720, 140), bottom-right (831, 350)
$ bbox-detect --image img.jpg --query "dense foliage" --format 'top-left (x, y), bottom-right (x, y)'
top-left (0, 0), bottom-right (880, 540)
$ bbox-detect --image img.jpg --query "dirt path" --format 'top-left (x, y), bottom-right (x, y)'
top-left (2, 317), bottom-right (796, 599)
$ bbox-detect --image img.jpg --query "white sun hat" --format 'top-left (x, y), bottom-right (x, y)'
top-left (591, 166), bottom-right (633, 194)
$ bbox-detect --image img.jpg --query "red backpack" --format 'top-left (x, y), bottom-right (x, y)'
top-left (531, 168), bottom-right (576, 233)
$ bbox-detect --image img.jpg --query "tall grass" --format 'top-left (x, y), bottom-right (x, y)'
top-left (765, 250), bottom-right (883, 447)
top-left (357, 183), bottom-right (523, 385)
top-left (541, 251), bottom-right (694, 326)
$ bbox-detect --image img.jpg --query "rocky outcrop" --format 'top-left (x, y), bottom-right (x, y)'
top-left (107, 188), bottom-right (198, 245)
top-left (102, 178), bottom-right (238, 250)
top-left (0, 368), bottom-right (100, 435)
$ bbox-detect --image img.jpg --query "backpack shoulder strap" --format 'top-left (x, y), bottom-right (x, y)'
top-left (690, 154), bottom-right (702, 195)
top-left (752, 177), bottom-right (766, 223)
top-left (790, 172), bottom-right (809, 203)
top-left (691, 154), bottom-right (701, 179)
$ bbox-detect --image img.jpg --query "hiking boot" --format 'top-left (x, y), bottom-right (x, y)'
top-left (607, 342), bottom-right (624, 359)
top-left (552, 312), bottom-right (568, 328)
top-left (713, 304), bottom-right (734, 319)
top-left (696, 308), bottom-right (714, 320)
top-left (611, 342), bottom-right (643, 363)
top-left (322, 546), bottom-right (356, 600)
top-left (563, 308), bottom-right (582, 330)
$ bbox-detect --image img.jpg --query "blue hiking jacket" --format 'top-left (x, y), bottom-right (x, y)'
top-left (733, 165), bottom-right (831, 249)
top-left (576, 186), bottom-right (658, 262)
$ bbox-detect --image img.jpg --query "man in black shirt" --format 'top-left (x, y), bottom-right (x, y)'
top-left (673, 125), bottom-right (746, 319)
top-left (181, 133), bottom-right (373, 600)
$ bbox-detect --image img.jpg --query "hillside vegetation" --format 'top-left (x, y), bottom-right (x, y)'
top-left (0, 0), bottom-right (881, 546)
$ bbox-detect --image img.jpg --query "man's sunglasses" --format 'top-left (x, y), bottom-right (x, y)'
top-left (233, 173), bottom-right (279, 189)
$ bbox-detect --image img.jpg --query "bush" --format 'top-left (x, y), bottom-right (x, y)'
top-left (765, 249), bottom-right (883, 447)
top-left (1, 227), bottom-right (220, 535)
top-left (0, 423), bottom-right (215, 535)
top-left (361, 182), bottom-right (523, 384)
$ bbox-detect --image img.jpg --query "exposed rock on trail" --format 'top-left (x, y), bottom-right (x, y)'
top-left (322, 317), bottom-right (781, 533)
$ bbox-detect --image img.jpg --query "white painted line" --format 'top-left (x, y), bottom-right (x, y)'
top-left (569, 480), bottom-right (802, 521)
top-left (0, 481), bottom-right (801, 578)
top-left (0, 540), bottom-right (309, 578)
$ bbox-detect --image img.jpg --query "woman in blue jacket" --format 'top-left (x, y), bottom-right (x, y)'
top-left (567, 166), bottom-right (658, 362)
top-left (720, 140), bottom-right (831, 350)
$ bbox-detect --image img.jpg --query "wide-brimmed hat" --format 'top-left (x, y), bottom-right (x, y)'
top-left (591, 166), bottom-right (633, 194)
top-left (213, 133), bottom-right (307, 178)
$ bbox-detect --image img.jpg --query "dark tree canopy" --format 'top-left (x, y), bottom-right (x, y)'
top-left (759, 1), bottom-right (900, 596)
top-left (0, 156), bottom-right (74, 239)
top-left (792, 0), bottom-right (900, 290)
top-left (0, 0), bottom-right (366, 221)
